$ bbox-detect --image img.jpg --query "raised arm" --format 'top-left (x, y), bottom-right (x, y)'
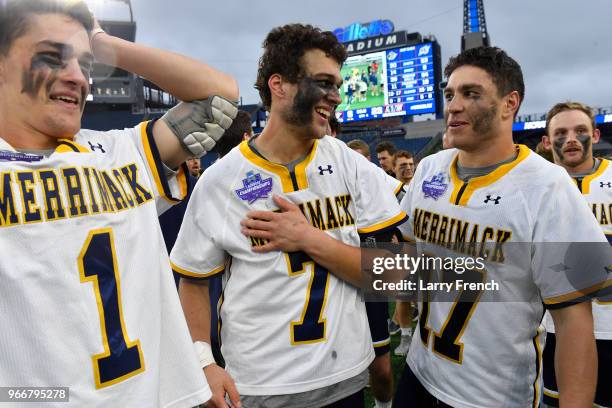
top-left (90, 26), bottom-right (238, 101)
top-left (90, 20), bottom-right (239, 167)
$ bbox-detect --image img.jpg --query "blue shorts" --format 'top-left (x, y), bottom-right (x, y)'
top-left (365, 301), bottom-right (390, 356)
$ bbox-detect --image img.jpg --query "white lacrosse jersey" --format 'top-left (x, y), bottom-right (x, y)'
top-left (398, 145), bottom-right (609, 408)
top-left (170, 136), bottom-right (407, 395)
top-left (0, 122), bottom-right (211, 407)
top-left (544, 158), bottom-right (612, 340)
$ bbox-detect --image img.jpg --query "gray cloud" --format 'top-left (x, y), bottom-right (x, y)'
top-left (97, 0), bottom-right (612, 115)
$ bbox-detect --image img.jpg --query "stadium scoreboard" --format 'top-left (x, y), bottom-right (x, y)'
top-left (338, 42), bottom-right (440, 123)
top-left (333, 20), bottom-right (442, 124)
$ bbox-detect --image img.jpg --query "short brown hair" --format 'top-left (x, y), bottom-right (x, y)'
top-left (444, 46), bottom-right (524, 117)
top-left (0, 0), bottom-right (93, 56)
top-left (375, 141), bottom-right (397, 155)
top-left (392, 150), bottom-right (413, 168)
top-left (255, 24), bottom-right (347, 110)
top-left (545, 101), bottom-right (596, 136)
top-left (347, 139), bottom-right (370, 156)
top-left (216, 110), bottom-right (253, 157)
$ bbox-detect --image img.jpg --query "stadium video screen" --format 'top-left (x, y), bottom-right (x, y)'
top-left (336, 42), bottom-right (437, 123)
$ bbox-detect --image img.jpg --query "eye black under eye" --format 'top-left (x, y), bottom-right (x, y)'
top-left (315, 80), bottom-right (338, 90)
top-left (37, 52), bottom-right (64, 67)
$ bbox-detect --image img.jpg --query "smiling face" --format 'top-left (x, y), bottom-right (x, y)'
top-left (543, 109), bottom-right (600, 172)
top-left (443, 65), bottom-right (506, 152)
top-left (0, 13), bottom-right (92, 148)
top-left (280, 49), bottom-right (342, 139)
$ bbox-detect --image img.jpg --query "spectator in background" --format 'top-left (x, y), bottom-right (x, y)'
top-left (347, 139), bottom-right (371, 160)
top-left (328, 114), bottom-right (340, 137)
top-left (390, 149), bottom-right (417, 356)
top-left (376, 141), bottom-right (397, 176)
top-left (186, 156), bottom-right (202, 178)
top-left (215, 109), bottom-right (254, 157)
top-left (535, 140), bottom-right (554, 162)
top-left (392, 150), bottom-right (415, 184)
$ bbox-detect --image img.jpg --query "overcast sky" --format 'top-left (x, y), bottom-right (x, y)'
top-left (92, 0), bottom-right (612, 117)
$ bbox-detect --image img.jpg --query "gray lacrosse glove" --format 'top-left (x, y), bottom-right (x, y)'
top-left (161, 95), bottom-right (238, 157)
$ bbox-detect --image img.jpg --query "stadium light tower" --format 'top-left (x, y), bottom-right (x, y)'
top-left (461, 0), bottom-right (490, 51)
top-left (87, 0), bottom-right (133, 22)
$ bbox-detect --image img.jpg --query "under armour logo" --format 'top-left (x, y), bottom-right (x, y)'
top-left (88, 141), bottom-right (106, 153)
top-left (484, 195), bottom-right (501, 205)
top-left (600, 182), bottom-right (611, 188)
top-left (318, 165), bottom-right (333, 175)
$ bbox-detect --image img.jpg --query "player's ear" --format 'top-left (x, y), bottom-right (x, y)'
top-left (541, 135), bottom-right (551, 150)
top-left (268, 74), bottom-right (285, 100)
top-left (502, 91), bottom-right (520, 120)
top-left (593, 128), bottom-right (601, 144)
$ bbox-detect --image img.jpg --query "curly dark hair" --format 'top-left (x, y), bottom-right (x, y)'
top-left (444, 47), bottom-right (525, 115)
top-left (255, 23), bottom-right (347, 110)
top-left (0, 0), bottom-right (93, 56)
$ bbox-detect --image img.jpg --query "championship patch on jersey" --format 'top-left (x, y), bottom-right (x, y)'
top-left (0, 150), bottom-right (44, 162)
top-left (422, 172), bottom-right (448, 200)
top-left (235, 171), bottom-right (273, 204)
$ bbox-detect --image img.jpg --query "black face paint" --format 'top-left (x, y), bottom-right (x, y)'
top-left (284, 76), bottom-right (326, 127)
top-left (21, 52), bottom-right (65, 98)
top-left (554, 133), bottom-right (591, 165)
top-left (21, 43), bottom-right (90, 111)
top-left (470, 102), bottom-right (498, 136)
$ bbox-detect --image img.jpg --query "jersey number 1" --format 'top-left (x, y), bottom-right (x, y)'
top-left (286, 252), bottom-right (330, 345)
top-left (79, 229), bottom-right (144, 388)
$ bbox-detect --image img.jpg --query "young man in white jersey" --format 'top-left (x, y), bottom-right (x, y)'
top-left (541, 101), bottom-right (612, 407)
top-left (171, 24), bottom-right (406, 408)
top-left (0, 1), bottom-right (238, 406)
top-left (395, 47), bottom-right (608, 407)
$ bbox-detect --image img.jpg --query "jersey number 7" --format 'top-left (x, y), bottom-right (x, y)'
top-left (418, 264), bottom-right (486, 364)
top-left (286, 252), bottom-right (331, 345)
top-left (78, 228), bottom-right (145, 388)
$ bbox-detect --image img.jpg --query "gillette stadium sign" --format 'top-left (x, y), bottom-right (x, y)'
top-left (333, 20), bottom-right (395, 43)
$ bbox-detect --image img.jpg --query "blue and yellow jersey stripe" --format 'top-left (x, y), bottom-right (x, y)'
top-left (358, 211), bottom-right (408, 234)
top-left (239, 140), bottom-right (318, 193)
top-left (140, 120), bottom-right (188, 204)
top-left (171, 260), bottom-right (225, 280)
top-left (449, 145), bottom-right (530, 206)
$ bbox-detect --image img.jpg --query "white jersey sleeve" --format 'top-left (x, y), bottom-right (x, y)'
top-left (170, 165), bottom-right (229, 278)
top-left (346, 148), bottom-right (407, 234)
top-left (532, 171), bottom-right (610, 306)
top-left (77, 120), bottom-right (189, 215)
top-left (542, 158), bottom-right (612, 338)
